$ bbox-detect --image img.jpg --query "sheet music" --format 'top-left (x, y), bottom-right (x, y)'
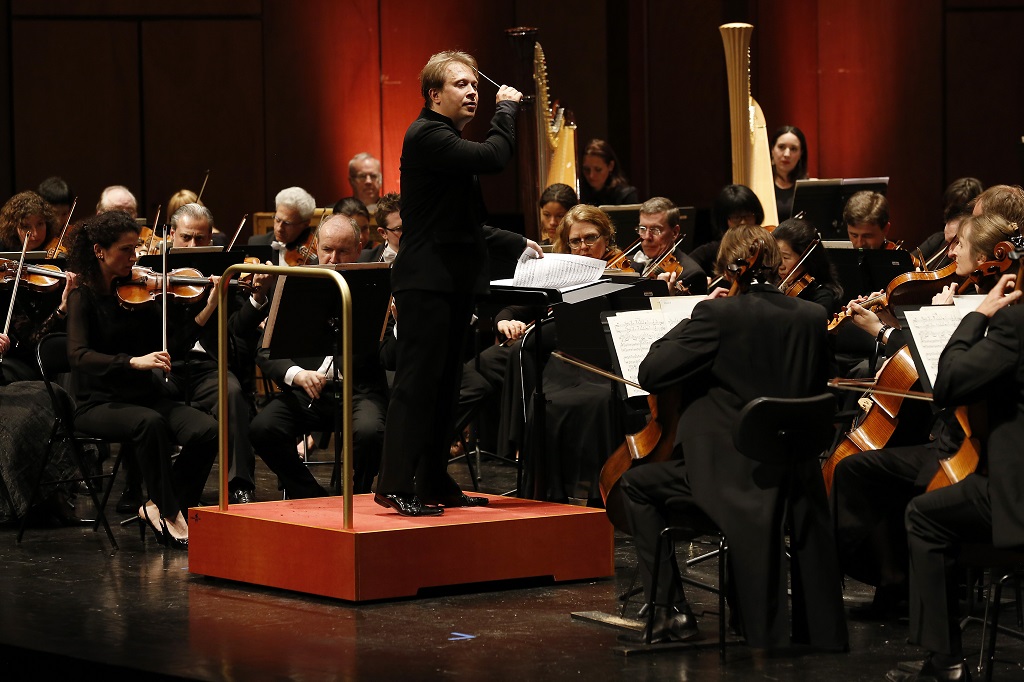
top-left (507, 252), bottom-right (606, 289)
top-left (652, 296), bottom-right (708, 330)
top-left (952, 295), bottom-right (985, 316)
top-left (606, 310), bottom-right (667, 398)
top-left (903, 305), bottom-right (974, 388)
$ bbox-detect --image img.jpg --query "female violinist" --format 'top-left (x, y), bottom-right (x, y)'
top-left (553, 203), bottom-right (621, 262)
top-left (0, 192), bottom-right (78, 382)
top-left (65, 210), bottom-right (219, 549)
top-left (773, 217), bottom-right (843, 314)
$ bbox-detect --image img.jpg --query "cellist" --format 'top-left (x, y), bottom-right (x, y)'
top-left (831, 210), bottom-right (1024, 621)
top-left (886, 271), bottom-right (1024, 682)
top-left (617, 224), bottom-right (847, 651)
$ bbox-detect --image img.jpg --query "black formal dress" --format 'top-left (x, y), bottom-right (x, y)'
top-left (580, 183), bottom-right (639, 206)
top-left (621, 284), bottom-right (848, 650)
top-left (66, 288), bottom-right (218, 518)
top-left (903, 305), bottom-right (1024, 657)
top-left (375, 103), bottom-right (526, 500)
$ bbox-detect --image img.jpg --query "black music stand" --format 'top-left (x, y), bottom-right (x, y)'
top-left (138, 250), bottom-right (244, 275)
top-left (793, 177), bottom-right (889, 238)
top-left (263, 263), bottom-right (391, 493)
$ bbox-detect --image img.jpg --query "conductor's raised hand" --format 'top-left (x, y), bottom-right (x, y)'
top-left (496, 85), bottom-right (523, 104)
top-left (131, 350), bottom-right (171, 374)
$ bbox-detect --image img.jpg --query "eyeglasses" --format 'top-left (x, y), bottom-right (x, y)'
top-left (381, 224), bottom-right (403, 233)
top-left (636, 225), bottom-right (664, 237)
top-left (273, 216), bottom-right (306, 227)
top-left (352, 172), bottom-right (381, 182)
top-left (568, 234), bottom-right (602, 248)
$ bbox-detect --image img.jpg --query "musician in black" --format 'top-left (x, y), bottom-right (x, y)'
top-left (374, 50), bottom-right (538, 516)
top-left (628, 197), bottom-right (707, 294)
top-left (249, 215), bottom-right (386, 496)
top-left (887, 273), bottom-right (1024, 682)
top-left (247, 187), bottom-right (315, 262)
top-left (619, 225), bottom-right (847, 650)
top-left (358, 193), bottom-right (401, 264)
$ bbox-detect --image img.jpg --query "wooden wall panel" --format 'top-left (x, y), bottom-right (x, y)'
top-left (11, 1), bottom-right (260, 17)
top-left (379, 0), bottom-right (517, 213)
top-left (262, 0), bottom-right (381, 211)
top-left (0, 1), bottom-right (12, 197)
top-left (945, 8), bottom-right (1024, 188)
top-left (817, 0), bottom-right (944, 241)
top-left (141, 20), bottom-right (265, 231)
top-left (11, 20), bottom-right (142, 210)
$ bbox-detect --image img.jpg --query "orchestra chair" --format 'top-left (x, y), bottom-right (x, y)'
top-left (628, 393), bottom-right (837, 658)
top-left (19, 333), bottom-right (124, 550)
top-left (957, 544), bottom-right (1024, 681)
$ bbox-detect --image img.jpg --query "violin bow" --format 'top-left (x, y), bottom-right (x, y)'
top-left (226, 214), bottom-right (249, 252)
top-left (196, 169), bottom-right (211, 204)
top-left (144, 204), bottom-right (163, 255)
top-left (161, 222), bottom-right (169, 381)
top-left (827, 378), bottom-right (934, 402)
top-left (49, 196), bottom-right (78, 257)
top-left (1, 231), bottom-right (32, 349)
top-left (550, 351), bottom-right (643, 391)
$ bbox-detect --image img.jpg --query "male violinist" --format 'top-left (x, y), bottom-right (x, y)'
top-left (629, 197), bottom-right (707, 294)
top-left (248, 186), bottom-right (316, 265)
top-left (95, 185), bottom-right (138, 218)
top-left (358, 193), bottom-right (401, 264)
top-left (618, 225), bottom-right (847, 650)
top-left (162, 203), bottom-right (276, 504)
top-left (249, 214), bottom-right (387, 497)
top-left (885, 272), bottom-right (1024, 682)
top-left (844, 191), bottom-right (892, 250)
top-left (373, 50), bottom-right (541, 516)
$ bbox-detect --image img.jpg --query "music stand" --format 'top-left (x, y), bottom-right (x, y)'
top-left (793, 177), bottom-right (889, 238)
top-left (263, 263), bottom-right (391, 493)
top-left (138, 250), bottom-right (244, 275)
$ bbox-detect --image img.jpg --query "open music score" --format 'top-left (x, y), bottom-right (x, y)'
top-left (492, 252), bottom-right (605, 290)
top-left (902, 296), bottom-right (983, 388)
top-left (605, 296), bottom-right (709, 398)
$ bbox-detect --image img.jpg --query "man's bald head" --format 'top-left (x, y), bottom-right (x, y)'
top-left (317, 214), bottom-right (362, 264)
top-left (97, 185), bottom-right (138, 218)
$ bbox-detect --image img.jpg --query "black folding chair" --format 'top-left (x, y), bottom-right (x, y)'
top-left (18, 333), bottom-right (124, 550)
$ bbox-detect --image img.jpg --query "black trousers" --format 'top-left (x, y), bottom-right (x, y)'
top-left (75, 398), bottom-right (218, 518)
top-left (377, 290), bottom-right (474, 498)
top-left (249, 388), bottom-right (386, 496)
top-left (166, 358), bottom-right (255, 490)
top-left (833, 444), bottom-right (938, 589)
top-left (905, 474), bottom-right (992, 657)
top-left (454, 342), bottom-right (511, 438)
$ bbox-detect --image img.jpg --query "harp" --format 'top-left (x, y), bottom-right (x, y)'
top-left (719, 23), bottom-right (779, 226)
top-left (507, 28), bottom-right (580, 241)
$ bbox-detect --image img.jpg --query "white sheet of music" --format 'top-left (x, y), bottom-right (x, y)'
top-left (903, 299), bottom-right (980, 388)
top-left (606, 310), bottom-right (668, 398)
top-left (505, 252), bottom-right (606, 290)
top-left (652, 296), bottom-right (709, 331)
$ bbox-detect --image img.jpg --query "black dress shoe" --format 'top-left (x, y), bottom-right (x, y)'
top-left (421, 493), bottom-right (489, 507)
top-left (618, 605), bottom-right (700, 645)
top-left (886, 656), bottom-right (970, 682)
top-left (373, 493), bottom-right (443, 517)
top-left (229, 489), bottom-right (257, 504)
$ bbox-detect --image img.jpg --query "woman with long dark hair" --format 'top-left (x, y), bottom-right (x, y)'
top-left (66, 210), bottom-right (219, 548)
top-left (769, 125), bottom-right (808, 221)
top-left (579, 139), bottom-right (638, 206)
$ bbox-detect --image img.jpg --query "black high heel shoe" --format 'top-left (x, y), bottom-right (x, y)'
top-left (139, 503), bottom-right (167, 546)
top-left (159, 515), bottom-right (188, 551)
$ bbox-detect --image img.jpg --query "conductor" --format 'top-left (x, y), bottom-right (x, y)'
top-left (374, 50), bottom-right (541, 516)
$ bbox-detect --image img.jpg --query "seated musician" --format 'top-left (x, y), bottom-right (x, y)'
top-left (348, 152), bottom-right (383, 214)
top-left (162, 203), bottom-right (275, 504)
top-left (249, 214), bottom-right (385, 496)
top-left (359, 193), bottom-right (401, 263)
top-left (885, 273), bottom-right (1024, 682)
top-left (579, 139), bottom-right (638, 206)
top-left (248, 186), bottom-right (316, 264)
top-left (618, 224), bottom-right (847, 650)
top-left (914, 177), bottom-right (983, 271)
top-left (66, 210), bottom-right (219, 548)
top-left (844, 190), bottom-right (892, 250)
top-left (95, 185), bottom-right (138, 218)
top-left (0, 191), bottom-right (77, 383)
top-left (773, 217), bottom-right (844, 314)
top-left (626, 197), bottom-right (708, 294)
top-left (689, 184), bottom-right (763, 278)
top-left (332, 197), bottom-right (371, 251)
top-left (37, 176), bottom-right (75, 230)
top-left (834, 210), bottom-right (1023, 620)
top-left (553, 203), bottom-right (621, 262)
top-left (538, 183), bottom-right (578, 245)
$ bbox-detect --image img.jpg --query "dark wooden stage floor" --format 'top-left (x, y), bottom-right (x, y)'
top-left (2, 454), bottom-right (1021, 681)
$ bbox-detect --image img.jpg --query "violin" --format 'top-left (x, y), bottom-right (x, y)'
top-left (135, 205), bottom-right (163, 258)
top-left (779, 237), bottom-right (820, 298)
top-left (783, 272), bottom-right (815, 298)
top-left (604, 238), bottom-right (640, 270)
top-left (726, 237), bottom-right (765, 297)
top-left (0, 258), bottom-right (66, 293)
top-left (43, 196), bottom-right (77, 259)
top-left (114, 266), bottom-right (252, 309)
top-left (956, 240), bottom-right (1017, 294)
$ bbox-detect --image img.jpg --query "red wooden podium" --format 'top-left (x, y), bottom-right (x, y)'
top-left (188, 493), bottom-right (615, 601)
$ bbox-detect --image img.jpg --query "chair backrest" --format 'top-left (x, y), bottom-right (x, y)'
top-left (35, 333), bottom-right (75, 422)
top-left (733, 393), bottom-right (836, 465)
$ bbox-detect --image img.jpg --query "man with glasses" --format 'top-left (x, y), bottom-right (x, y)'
top-left (631, 197), bottom-right (708, 294)
top-left (360, 192), bottom-right (401, 263)
top-left (248, 186), bottom-right (316, 265)
top-left (348, 153), bottom-right (383, 212)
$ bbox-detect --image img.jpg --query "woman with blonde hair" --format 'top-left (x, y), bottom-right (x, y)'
top-left (553, 203), bottom-right (621, 262)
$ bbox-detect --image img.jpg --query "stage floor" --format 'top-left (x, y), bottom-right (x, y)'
top-left (2, 457), bottom-right (1021, 681)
